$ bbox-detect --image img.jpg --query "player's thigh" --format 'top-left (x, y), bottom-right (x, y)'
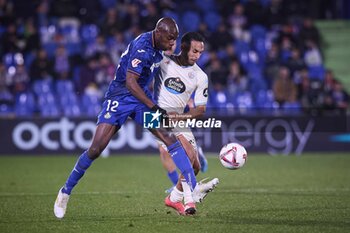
top-left (89, 123), bottom-right (120, 158)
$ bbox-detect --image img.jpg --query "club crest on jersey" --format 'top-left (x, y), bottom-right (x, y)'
top-left (188, 72), bottom-right (195, 79)
top-left (104, 112), bottom-right (111, 119)
top-left (164, 77), bottom-right (186, 94)
top-left (131, 58), bottom-right (141, 68)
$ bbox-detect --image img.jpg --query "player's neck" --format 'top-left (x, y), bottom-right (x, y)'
top-left (175, 54), bottom-right (190, 67)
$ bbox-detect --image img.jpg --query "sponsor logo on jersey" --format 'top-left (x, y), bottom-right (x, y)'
top-left (137, 49), bottom-right (145, 53)
top-left (203, 88), bottom-right (208, 97)
top-left (131, 58), bottom-right (141, 68)
top-left (164, 77), bottom-right (186, 94)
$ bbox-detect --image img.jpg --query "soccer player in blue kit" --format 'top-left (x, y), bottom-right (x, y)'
top-left (54, 18), bottom-right (198, 218)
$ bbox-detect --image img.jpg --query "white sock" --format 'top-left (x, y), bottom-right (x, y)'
top-left (170, 187), bottom-right (183, 203)
top-left (181, 179), bottom-right (194, 205)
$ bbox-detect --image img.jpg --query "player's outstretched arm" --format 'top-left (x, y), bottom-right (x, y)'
top-left (126, 71), bottom-right (156, 109)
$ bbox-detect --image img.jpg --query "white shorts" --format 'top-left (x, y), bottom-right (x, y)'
top-left (157, 127), bottom-right (197, 152)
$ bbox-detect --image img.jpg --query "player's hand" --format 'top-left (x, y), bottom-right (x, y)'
top-left (151, 105), bottom-right (168, 121)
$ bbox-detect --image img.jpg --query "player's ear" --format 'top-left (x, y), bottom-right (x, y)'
top-left (181, 42), bottom-right (190, 52)
top-left (154, 29), bottom-right (160, 37)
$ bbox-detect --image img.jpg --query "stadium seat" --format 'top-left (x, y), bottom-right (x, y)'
top-left (162, 11), bottom-right (180, 24)
top-left (250, 77), bottom-right (267, 94)
top-left (283, 102), bottom-right (302, 115)
top-left (254, 89), bottom-right (274, 110)
top-left (82, 94), bottom-right (101, 116)
top-left (60, 24), bottom-right (80, 43)
top-left (234, 40), bottom-right (250, 56)
top-left (281, 49), bottom-right (292, 62)
top-left (63, 104), bottom-right (81, 117)
top-left (250, 25), bottom-right (267, 41)
top-left (195, 0), bottom-right (216, 13)
top-left (208, 89), bottom-right (230, 114)
top-left (65, 42), bottom-right (82, 56)
top-left (204, 12), bottom-right (221, 32)
top-left (259, 0), bottom-right (271, 7)
top-left (81, 24), bottom-right (99, 43)
top-left (39, 25), bottom-right (58, 44)
top-left (240, 51), bottom-right (261, 71)
top-left (24, 52), bottom-right (35, 70)
top-left (43, 42), bottom-right (58, 58)
top-left (234, 91), bottom-right (254, 114)
top-left (15, 92), bottom-right (36, 116)
top-left (254, 37), bottom-right (268, 61)
top-left (3, 52), bottom-right (25, 67)
top-left (59, 92), bottom-right (79, 107)
top-left (37, 92), bottom-right (56, 108)
top-left (247, 63), bottom-right (264, 80)
top-left (182, 11), bottom-right (201, 32)
top-left (33, 80), bottom-right (54, 96)
top-left (308, 65), bottom-right (325, 80)
top-left (40, 104), bottom-right (60, 117)
top-left (0, 25), bottom-right (5, 36)
top-left (55, 80), bottom-right (75, 95)
top-left (100, 0), bottom-right (117, 10)
top-left (0, 104), bottom-right (13, 115)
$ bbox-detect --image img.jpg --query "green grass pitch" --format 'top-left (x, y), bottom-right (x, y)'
top-left (0, 153), bottom-right (350, 233)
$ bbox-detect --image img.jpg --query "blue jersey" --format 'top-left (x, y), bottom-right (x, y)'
top-left (105, 31), bottom-right (163, 99)
top-left (97, 31), bottom-right (163, 127)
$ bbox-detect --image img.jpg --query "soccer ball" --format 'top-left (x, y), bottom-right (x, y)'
top-left (219, 143), bottom-right (247, 170)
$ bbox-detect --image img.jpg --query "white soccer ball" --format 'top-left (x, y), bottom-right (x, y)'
top-left (219, 143), bottom-right (247, 170)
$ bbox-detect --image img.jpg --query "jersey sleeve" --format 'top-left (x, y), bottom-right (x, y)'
top-left (194, 73), bottom-right (209, 106)
top-left (126, 45), bottom-right (150, 76)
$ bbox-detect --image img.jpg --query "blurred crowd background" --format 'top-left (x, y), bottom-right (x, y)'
top-left (0, 0), bottom-right (349, 117)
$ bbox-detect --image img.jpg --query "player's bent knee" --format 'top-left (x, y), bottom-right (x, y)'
top-left (87, 146), bottom-right (102, 159)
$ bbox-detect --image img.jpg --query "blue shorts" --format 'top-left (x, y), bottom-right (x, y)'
top-left (97, 95), bottom-right (151, 127)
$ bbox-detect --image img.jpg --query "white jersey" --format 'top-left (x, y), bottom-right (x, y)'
top-left (154, 55), bottom-right (208, 113)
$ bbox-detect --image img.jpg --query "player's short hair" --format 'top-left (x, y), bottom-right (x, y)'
top-left (181, 32), bottom-right (205, 46)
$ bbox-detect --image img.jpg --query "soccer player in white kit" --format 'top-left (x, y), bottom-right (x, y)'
top-left (154, 32), bottom-right (219, 215)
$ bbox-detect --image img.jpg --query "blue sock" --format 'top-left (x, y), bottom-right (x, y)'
top-left (167, 170), bottom-right (178, 186)
top-left (168, 141), bottom-right (197, 190)
top-left (62, 151), bottom-right (93, 195)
